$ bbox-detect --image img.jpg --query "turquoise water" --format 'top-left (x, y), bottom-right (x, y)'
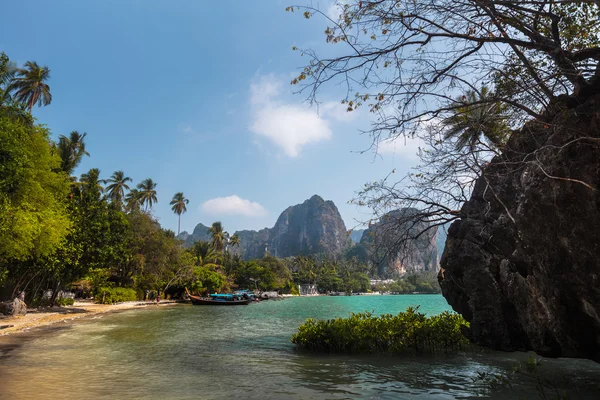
top-left (1, 295), bottom-right (599, 399)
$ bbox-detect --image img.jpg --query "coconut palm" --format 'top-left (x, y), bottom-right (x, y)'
top-left (209, 222), bottom-right (228, 252)
top-left (137, 178), bottom-right (158, 211)
top-left (229, 234), bottom-right (240, 248)
top-left (105, 170), bottom-right (132, 205)
top-left (78, 168), bottom-right (104, 199)
top-left (56, 131), bottom-right (90, 175)
top-left (442, 87), bottom-right (509, 151)
top-left (0, 52), bottom-right (16, 106)
top-left (8, 61), bottom-right (52, 112)
top-left (125, 189), bottom-right (142, 211)
top-left (170, 192), bottom-right (189, 236)
top-left (192, 241), bottom-right (223, 268)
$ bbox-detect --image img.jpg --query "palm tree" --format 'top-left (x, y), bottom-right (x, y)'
top-left (105, 170), bottom-right (132, 206)
top-left (0, 52), bottom-right (16, 106)
top-left (192, 241), bottom-right (223, 268)
top-left (170, 192), bottom-right (189, 236)
top-left (125, 188), bottom-right (142, 211)
top-left (78, 168), bottom-right (104, 199)
top-left (57, 131), bottom-right (90, 175)
top-left (442, 86), bottom-right (509, 151)
top-left (8, 61), bottom-right (52, 112)
top-left (229, 234), bottom-right (240, 248)
top-left (209, 222), bottom-right (228, 252)
top-left (137, 178), bottom-right (158, 211)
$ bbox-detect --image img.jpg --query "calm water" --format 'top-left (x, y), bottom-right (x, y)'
top-left (1, 295), bottom-right (599, 399)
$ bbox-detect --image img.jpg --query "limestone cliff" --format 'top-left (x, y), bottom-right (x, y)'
top-left (268, 195), bottom-right (350, 258)
top-left (178, 223), bottom-right (211, 246)
top-left (180, 195), bottom-right (351, 260)
top-left (439, 95), bottom-right (600, 361)
top-left (358, 209), bottom-right (438, 276)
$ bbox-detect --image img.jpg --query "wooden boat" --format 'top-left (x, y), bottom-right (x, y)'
top-left (187, 292), bottom-right (251, 306)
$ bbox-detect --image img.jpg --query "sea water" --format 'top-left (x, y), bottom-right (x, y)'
top-left (1, 295), bottom-right (599, 399)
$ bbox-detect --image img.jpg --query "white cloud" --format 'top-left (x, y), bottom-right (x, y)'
top-left (327, 1), bottom-right (349, 21)
top-left (249, 75), bottom-right (332, 158)
top-left (201, 195), bottom-right (267, 218)
top-left (376, 135), bottom-right (425, 160)
top-left (320, 101), bottom-right (359, 122)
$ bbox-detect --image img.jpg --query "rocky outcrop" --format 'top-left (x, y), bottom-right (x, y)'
top-left (234, 228), bottom-right (270, 260)
top-left (181, 195), bottom-right (351, 260)
top-left (359, 209), bottom-right (438, 276)
top-left (0, 298), bottom-right (26, 316)
top-left (178, 223), bottom-right (211, 247)
top-left (439, 95), bottom-right (600, 361)
top-left (268, 195), bottom-right (350, 258)
top-left (349, 229), bottom-right (365, 244)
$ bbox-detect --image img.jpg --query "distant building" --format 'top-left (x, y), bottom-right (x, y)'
top-left (298, 284), bottom-right (318, 296)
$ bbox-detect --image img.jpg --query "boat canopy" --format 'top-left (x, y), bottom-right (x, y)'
top-left (210, 293), bottom-right (235, 298)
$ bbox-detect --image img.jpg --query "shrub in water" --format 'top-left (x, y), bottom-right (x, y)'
top-left (291, 307), bottom-right (471, 355)
top-left (94, 287), bottom-right (138, 304)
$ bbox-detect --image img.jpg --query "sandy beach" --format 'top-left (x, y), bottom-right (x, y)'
top-left (0, 300), bottom-right (181, 337)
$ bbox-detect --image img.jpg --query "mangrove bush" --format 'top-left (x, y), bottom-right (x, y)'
top-left (291, 307), bottom-right (471, 355)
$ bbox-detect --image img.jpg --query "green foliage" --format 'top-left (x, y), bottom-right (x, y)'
top-left (375, 272), bottom-right (441, 294)
top-left (288, 255), bottom-right (371, 293)
top-left (190, 266), bottom-right (227, 294)
top-left (136, 178), bottom-right (158, 210)
top-left (291, 307), bottom-right (471, 355)
top-left (104, 170), bottom-right (132, 206)
top-left (56, 131), bottom-right (89, 175)
top-left (0, 115), bottom-right (71, 262)
top-left (442, 87), bottom-right (510, 150)
top-left (8, 60), bottom-right (52, 112)
top-left (94, 287), bottom-right (138, 304)
top-left (55, 297), bottom-right (74, 306)
top-left (127, 210), bottom-right (188, 292)
top-left (208, 221), bottom-right (227, 252)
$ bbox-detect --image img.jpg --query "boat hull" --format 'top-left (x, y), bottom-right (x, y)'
top-left (188, 294), bottom-right (250, 306)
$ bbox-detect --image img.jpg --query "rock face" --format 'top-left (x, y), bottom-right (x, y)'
top-left (439, 95), bottom-right (600, 361)
top-left (0, 298), bottom-right (27, 316)
top-left (359, 209), bottom-right (438, 276)
top-left (181, 195), bottom-right (351, 260)
top-left (178, 223), bottom-right (211, 246)
top-left (234, 228), bottom-right (270, 260)
top-left (349, 229), bottom-right (365, 244)
top-left (268, 195), bottom-right (350, 258)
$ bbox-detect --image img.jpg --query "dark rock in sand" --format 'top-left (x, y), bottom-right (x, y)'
top-left (0, 298), bottom-right (27, 316)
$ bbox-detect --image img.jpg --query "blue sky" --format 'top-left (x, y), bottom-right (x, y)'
top-left (1, 0), bottom-right (421, 234)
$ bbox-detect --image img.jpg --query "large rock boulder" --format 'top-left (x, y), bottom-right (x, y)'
top-left (439, 95), bottom-right (600, 361)
top-left (0, 298), bottom-right (27, 316)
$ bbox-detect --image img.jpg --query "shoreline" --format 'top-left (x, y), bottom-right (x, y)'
top-left (0, 300), bottom-right (182, 338)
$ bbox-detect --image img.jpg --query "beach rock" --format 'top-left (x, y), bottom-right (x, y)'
top-left (439, 94), bottom-right (600, 361)
top-left (0, 298), bottom-right (27, 316)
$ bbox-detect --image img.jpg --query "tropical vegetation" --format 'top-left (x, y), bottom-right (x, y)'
top-left (291, 307), bottom-right (471, 355)
top-left (0, 49), bottom-right (445, 308)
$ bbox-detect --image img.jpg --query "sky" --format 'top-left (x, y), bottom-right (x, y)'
top-left (0, 0), bottom-right (422, 234)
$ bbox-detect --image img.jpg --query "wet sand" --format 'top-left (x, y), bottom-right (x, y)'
top-left (0, 300), bottom-right (181, 337)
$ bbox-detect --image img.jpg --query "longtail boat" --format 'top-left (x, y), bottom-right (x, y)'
top-left (186, 290), bottom-right (251, 306)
